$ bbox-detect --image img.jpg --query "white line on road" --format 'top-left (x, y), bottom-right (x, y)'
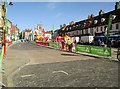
top-left (52, 70), bottom-right (69, 75)
top-left (21, 74), bottom-right (34, 78)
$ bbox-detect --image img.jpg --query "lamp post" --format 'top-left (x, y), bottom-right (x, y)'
top-left (2, 0), bottom-right (13, 57)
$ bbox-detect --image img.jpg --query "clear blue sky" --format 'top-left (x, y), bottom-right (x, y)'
top-left (6, 2), bottom-right (115, 31)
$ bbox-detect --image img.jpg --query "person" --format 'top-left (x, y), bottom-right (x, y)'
top-left (72, 39), bottom-right (76, 52)
top-left (67, 38), bottom-right (72, 52)
top-left (97, 39), bottom-right (102, 46)
top-left (61, 39), bottom-right (65, 50)
top-left (57, 38), bottom-right (59, 48)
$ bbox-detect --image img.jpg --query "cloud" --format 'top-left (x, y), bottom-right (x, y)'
top-left (47, 3), bottom-right (56, 9)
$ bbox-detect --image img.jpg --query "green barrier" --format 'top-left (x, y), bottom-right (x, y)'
top-left (30, 41), bottom-right (36, 44)
top-left (77, 45), bottom-right (111, 56)
top-left (49, 41), bottom-right (59, 48)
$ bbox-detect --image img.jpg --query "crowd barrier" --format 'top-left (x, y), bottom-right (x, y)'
top-left (77, 45), bottom-right (111, 56)
top-left (36, 41), bottom-right (49, 46)
top-left (8, 41), bottom-right (12, 46)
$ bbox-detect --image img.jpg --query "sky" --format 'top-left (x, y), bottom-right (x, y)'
top-left (6, 2), bottom-right (116, 32)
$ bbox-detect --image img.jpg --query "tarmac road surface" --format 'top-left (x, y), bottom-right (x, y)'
top-left (3, 42), bottom-right (118, 87)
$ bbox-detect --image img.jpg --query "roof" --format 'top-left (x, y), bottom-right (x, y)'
top-left (65, 8), bottom-right (120, 32)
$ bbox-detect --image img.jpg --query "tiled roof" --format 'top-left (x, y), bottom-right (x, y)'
top-left (66, 9), bottom-right (120, 32)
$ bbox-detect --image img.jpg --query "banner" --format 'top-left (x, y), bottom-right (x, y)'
top-left (77, 45), bottom-right (111, 56)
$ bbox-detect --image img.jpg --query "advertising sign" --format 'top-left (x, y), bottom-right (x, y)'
top-left (77, 45), bottom-right (111, 56)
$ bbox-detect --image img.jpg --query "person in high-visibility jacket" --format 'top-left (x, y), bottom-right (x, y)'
top-left (67, 39), bottom-right (72, 52)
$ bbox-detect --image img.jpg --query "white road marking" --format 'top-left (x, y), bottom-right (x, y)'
top-left (0, 82), bottom-right (6, 87)
top-left (21, 74), bottom-right (34, 78)
top-left (52, 70), bottom-right (69, 75)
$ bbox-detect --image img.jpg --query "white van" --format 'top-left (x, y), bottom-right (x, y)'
top-left (81, 36), bottom-right (94, 44)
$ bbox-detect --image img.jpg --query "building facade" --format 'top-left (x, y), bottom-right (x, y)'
top-left (56, 2), bottom-right (120, 39)
top-left (12, 25), bottom-right (20, 40)
top-left (24, 29), bottom-right (32, 40)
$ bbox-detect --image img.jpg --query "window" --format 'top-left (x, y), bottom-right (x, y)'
top-left (116, 24), bottom-right (119, 29)
top-left (96, 27), bottom-right (98, 32)
top-left (85, 29), bottom-right (88, 34)
top-left (90, 28), bottom-right (93, 34)
top-left (101, 27), bottom-right (103, 31)
top-left (81, 30), bottom-right (83, 34)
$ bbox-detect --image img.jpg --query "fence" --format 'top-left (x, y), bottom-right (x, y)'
top-left (77, 45), bottom-right (111, 56)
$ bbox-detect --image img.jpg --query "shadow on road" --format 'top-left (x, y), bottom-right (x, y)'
top-left (61, 53), bottom-right (79, 56)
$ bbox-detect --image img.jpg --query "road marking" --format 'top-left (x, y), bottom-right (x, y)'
top-left (52, 70), bottom-right (69, 75)
top-left (21, 74), bottom-right (34, 78)
top-left (0, 82), bottom-right (6, 87)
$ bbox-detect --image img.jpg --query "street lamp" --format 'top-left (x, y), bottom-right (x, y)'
top-left (2, 0), bottom-right (13, 57)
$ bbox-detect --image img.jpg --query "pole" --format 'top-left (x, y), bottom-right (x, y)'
top-left (3, 1), bottom-right (7, 57)
top-left (106, 14), bottom-right (112, 47)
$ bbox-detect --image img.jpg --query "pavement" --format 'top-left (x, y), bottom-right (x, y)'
top-left (41, 43), bottom-right (119, 62)
top-left (1, 42), bottom-right (119, 87)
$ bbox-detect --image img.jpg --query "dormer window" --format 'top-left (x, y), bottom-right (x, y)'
top-left (88, 21), bottom-right (92, 26)
top-left (73, 25), bottom-right (75, 28)
top-left (84, 22), bottom-right (86, 27)
top-left (66, 27), bottom-right (68, 30)
top-left (112, 15), bottom-right (116, 20)
top-left (101, 18), bottom-right (105, 22)
top-left (94, 20), bottom-right (98, 24)
top-left (89, 21), bottom-right (92, 24)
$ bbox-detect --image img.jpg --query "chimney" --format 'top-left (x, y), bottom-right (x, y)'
top-left (69, 21), bottom-right (74, 25)
top-left (91, 14), bottom-right (94, 18)
top-left (115, 2), bottom-right (120, 10)
top-left (88, 15), bottom-right (91, 19)
top-left (63, 24), bottom-right (66, 27)
top-left (99, 10), bottom-right (104, 16)
top-left (60, 25), bottom-right (62, 29)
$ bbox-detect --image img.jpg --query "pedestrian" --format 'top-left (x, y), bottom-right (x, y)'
top-left (97, 39), bottom-right (102, 46)
top-left (67, 38), bottom-right (72, 52)
top-left (61, 38), bottom-right (65, 50)
top-left (72, 39), bottom-right (76, 52)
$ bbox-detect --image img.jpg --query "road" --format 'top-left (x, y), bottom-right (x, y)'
top-left (3, 42), bottom-right (118, 87)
